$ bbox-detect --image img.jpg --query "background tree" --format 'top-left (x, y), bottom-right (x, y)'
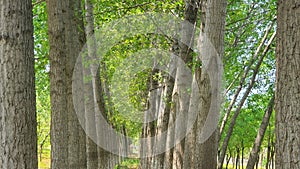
top-left (0, 0), bottom-right (38, 168)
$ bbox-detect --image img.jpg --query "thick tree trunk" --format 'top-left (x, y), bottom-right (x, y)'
top-left (0, 0), bottom-right (37, 168)
top-left (66, 0), bottom-right (87, 168)
top-left (73, 55), bottom-right (89, 169)
top-left (246, 95), bottom-right (275, 169)
top-left (163, 43), bottom-right (179, 169)
top-left (84, 0), bottom-right (114, 168)
top-left (172, 1), bottom-right (199, 168)
top-left (194, 0), bottom-right (227, 168)
top-left (275, 1), bottom-right (300, 168)
top-left (152, 72), bottom-right (174, 169)
top-left (82, 53), bottom-right (99, 169)
top-left (48, 0), bottom-right (88, 168)
top-left (47, 0), bottom-right (69, 168)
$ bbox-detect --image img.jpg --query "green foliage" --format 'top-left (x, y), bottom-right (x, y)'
top-left (220, 0), bottom-right (276, 157)
top-left (32, 0), bottom-right (277, 166)
top-left (114, 158), bottom-right (140, 169)
top-left (100, 32), bottom-right (172, 139)
top-left (33, 0), bottom-right (51, 159)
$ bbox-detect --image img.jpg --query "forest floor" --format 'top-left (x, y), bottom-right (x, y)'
top-left (38, 153), bottom-right (264, 169)
top-left (38, 157), bottom-right (50, 169)
top-left (38, 149), bottom-right (51, 169)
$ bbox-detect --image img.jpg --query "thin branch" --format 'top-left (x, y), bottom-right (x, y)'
top-left (223, 72), bottom-right (242, 97)
top-left (92, 2), bottom-right (153, 17)
top-left (218, 31), bottom-right (276, 169)
top-left (219, 22), bottom-right (275, 139)
top-left (32, 0), bottom-right (45, 6)
top-left (226, 2), bottom-right (256, 27)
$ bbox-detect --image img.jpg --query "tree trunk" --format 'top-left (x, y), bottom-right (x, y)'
top-left (66, 0), bottom-right (87, 168)
top-left (236, 148), bottom-right (240, 169)
top-left (246, 95), bottom-right (275, 169)
top-left (271, 142), bottom-right (275, 169)
top-left (83, 0), bottom-right (99, 168)
top-left (266, 128), bottom-right (271, 169)
top-left (73, 49), bottom-right (88, 169)
top-left (82, 49), bottom-right (99, 169)
top-left (255, 155), bottom-right (259, 169)
top-left (275, 1), bottom-right (300, 168)
top-left (172, 1), bottom-right (200, 168)
top-left (48, 0), bottom-right (88, 168)
top-left (0, 0), bottom-right (37, 168)
top-left (241, 143), bottom-right (244, 168)
top-left (47, 0), bottom-right (69, 168)
top-left (194, 0), bottom-right (227, 168)
top-left (163, 40), bottom-right (179, 169)
top-left (226, 150), bottom-right (232, 169)
top-left (139, 68), bottom-right (159, 169)
top-left (153, 72), bottom-right (174, 169)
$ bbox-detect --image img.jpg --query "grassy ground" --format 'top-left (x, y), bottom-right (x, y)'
top-left (39, 157), bottom-right (51, 169)
top-left (223, 164), bottom-right (264, 169)
top-left (38, 155), bottom-right (264, 169)
top-left (38, 149), bottom-right (51, 169)
top-left (115, 159), bottom-right (139, 169)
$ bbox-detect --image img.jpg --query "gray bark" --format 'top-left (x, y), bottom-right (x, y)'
top-left (66, 0), bottom-right (87, 168)
top-left (47, 0), bottom-right (69, 168)
top-left (193, 0), bottom-right (227, 168)
top-left (0, 0), bottom-right (38, 168)
top-left (84, 0), bottom-right (113, 168)
top-left (83, 0), bottom-right (99, 167)
top-left (275, 1), bottom-right (300, 168)
top-left (153, 66), bottom-right (175, 169)
top-left (172, 1), bottom-right (199, 168)
top-left (48, 0), bottom-right (88, 168)
top-left (163, 45), bottom-right (179, 169)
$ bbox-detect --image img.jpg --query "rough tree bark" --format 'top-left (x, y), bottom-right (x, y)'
top-left (172, 1), bottom-right (199, 168)
top-left (84, 0), bottom-right (114, 168)
top-left (153, 57), bottom-right (176, 169)
top-left (0, 0), bottom-right (38, 168)
top-left (194, 0), bottom-right (227, 168)
top-left (66, 0), bottom-right (87, 168)
top-left (47, 0), bottom-right (69, 168)
top-left (83, 0), bottom-right (99, 168)
top-left (275, 0), bottom-right (300, 168)
top-left (48, 0), bottom-right (88, 168)
top-left (163, 40), bottom-right (180, 169)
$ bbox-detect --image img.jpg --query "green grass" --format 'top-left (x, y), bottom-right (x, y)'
top-left (222, 164), bottom-right (264, 169)
top-left (115, 158), bottom-right (140, 169)
top-left (38, 148), bottom-right (51, 169)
